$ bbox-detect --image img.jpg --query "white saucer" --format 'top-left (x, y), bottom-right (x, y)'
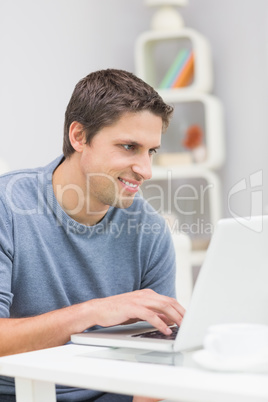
top-left (193, 349), bottom-right (268, 373)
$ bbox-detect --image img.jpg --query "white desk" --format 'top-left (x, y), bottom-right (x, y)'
top-left (0, 344), bottom-right (268, 402)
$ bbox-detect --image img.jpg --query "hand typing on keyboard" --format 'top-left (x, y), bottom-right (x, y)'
top-left (90, 289), bottom-right (185, 337)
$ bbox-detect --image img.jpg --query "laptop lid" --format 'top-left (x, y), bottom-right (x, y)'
top-left (71, 215), bottom-right (268, 352)
top-left (174, 215), bottom-right (268, 351)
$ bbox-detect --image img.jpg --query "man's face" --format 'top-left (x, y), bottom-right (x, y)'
top-left (78, 111), bottom-right (162, 213)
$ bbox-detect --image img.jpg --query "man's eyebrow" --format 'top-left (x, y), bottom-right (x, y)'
top-left (118, 140), bottom-right (161, 149)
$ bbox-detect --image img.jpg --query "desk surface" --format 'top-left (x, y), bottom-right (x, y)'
top-left (0, 344), bottom-right (268, 402)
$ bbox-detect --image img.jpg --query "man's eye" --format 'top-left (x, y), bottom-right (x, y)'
top-left (122, 144), bottom-right (135, 151)
top-left (149, 149), bottom-right (158, 155)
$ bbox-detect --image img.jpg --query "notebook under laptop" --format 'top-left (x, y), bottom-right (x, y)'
top-left (71, 215), bottom-right (268, 352)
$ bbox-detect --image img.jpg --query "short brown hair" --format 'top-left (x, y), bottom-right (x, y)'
top-left (63, 69), bottom-right (173, 157)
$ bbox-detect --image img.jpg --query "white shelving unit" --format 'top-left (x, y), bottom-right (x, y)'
top-left (135, 0), bottom-right (225, 297)
top-left (135, 28), bottom-right (213, 93)
top-left (155, 91), bottom-right (225, 169)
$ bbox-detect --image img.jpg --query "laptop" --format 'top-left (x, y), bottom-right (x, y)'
top-left (71, 215), bottom-right (268, 353)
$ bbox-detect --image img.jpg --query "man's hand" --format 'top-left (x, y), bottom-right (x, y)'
top-left (89, 289), bottom-right (185, 335)
top-left (0, 289), bottom-right (185, 356)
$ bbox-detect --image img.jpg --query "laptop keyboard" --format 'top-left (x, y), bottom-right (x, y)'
top-left (131, 326), bottom-right (179, 341)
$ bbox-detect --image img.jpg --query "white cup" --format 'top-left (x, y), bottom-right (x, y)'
top-left (203, 323), bottom-right (268, 358)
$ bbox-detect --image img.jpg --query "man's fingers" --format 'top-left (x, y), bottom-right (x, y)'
top-left (137, 290), bottom-right (186, 317)
top-left (173, 298), bottom-right (186, 316)
top-left (137, 292), bottom-right (185, 327)
top-left (157, 313), bottom-right (175, 326)
top-left (154, 301), bottom-right (184, 326)
top-left (130, 306), bottom-right (174, 336)
top-left (125, 290), bottom-right (186, 333)
top-left (92, 290), bottom-right (186, 333)
top-left (156, 294), bottom-right (186, 317)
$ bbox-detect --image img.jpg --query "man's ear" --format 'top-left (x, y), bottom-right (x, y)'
top-left (69, 122), bottom-right (86, 153)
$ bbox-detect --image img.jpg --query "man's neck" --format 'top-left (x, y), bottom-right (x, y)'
top-left (52, 155), bottom-right (109, 226)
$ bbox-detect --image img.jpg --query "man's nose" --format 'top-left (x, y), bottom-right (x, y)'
top-left (132, 153), bottom-right (152, 181)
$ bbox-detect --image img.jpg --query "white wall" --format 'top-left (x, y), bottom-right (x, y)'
top-left (0, 0), bottom-right (150, 169)
top-left (1, 0), bottom-right (268, 218)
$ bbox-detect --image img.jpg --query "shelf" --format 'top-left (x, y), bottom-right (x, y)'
top-left (150, 165), bottom-right (222, 225)
top-left (135, 28), bottom-right (213, 92)
top-left (135, 12), bottom-right (225, 276)
top-left (155, 91), bottom-right (225, 170)
top-left (141, 167), bottom-right (222, 256)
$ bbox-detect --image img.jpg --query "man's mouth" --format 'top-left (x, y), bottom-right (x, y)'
top-left (118, 177), bottom-right (141, 193)
top-left (118, 178), bottom-right (138, 188)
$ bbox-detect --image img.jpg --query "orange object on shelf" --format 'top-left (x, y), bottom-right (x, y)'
top-left (183, 125), bottom-right (203, 149)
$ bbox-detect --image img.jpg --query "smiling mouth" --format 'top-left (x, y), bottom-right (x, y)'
top-left (118, 178), bottom-right (138, 188)
top-left (118, 177), bottom-right (142, 193)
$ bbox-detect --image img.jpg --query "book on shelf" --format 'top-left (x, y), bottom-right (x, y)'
top-left (158, 48), bottom-right (194, 89)
top-left (159, 48), bottom-right (189, 89)
top-left (154, 152), bottom-right (193, 165)
top-left (172, 50), bottom-right (194, 88)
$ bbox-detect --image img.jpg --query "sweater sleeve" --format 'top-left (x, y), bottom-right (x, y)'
top-left (0, 197), bottom-right (14, 317)
top-left (140, 218), bottom-right (177, 299)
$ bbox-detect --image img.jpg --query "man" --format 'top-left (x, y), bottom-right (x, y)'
top-left (0, 69), bottom-right (185, 401)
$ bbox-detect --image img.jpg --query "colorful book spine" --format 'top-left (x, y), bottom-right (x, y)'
top-left (172, 50), bottom-right (194, 88)
top-left (159, 48), bottom-right (190, 89)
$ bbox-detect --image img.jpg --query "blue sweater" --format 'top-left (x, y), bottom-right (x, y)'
top-left (0, 156), bottom-right (176, 400)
